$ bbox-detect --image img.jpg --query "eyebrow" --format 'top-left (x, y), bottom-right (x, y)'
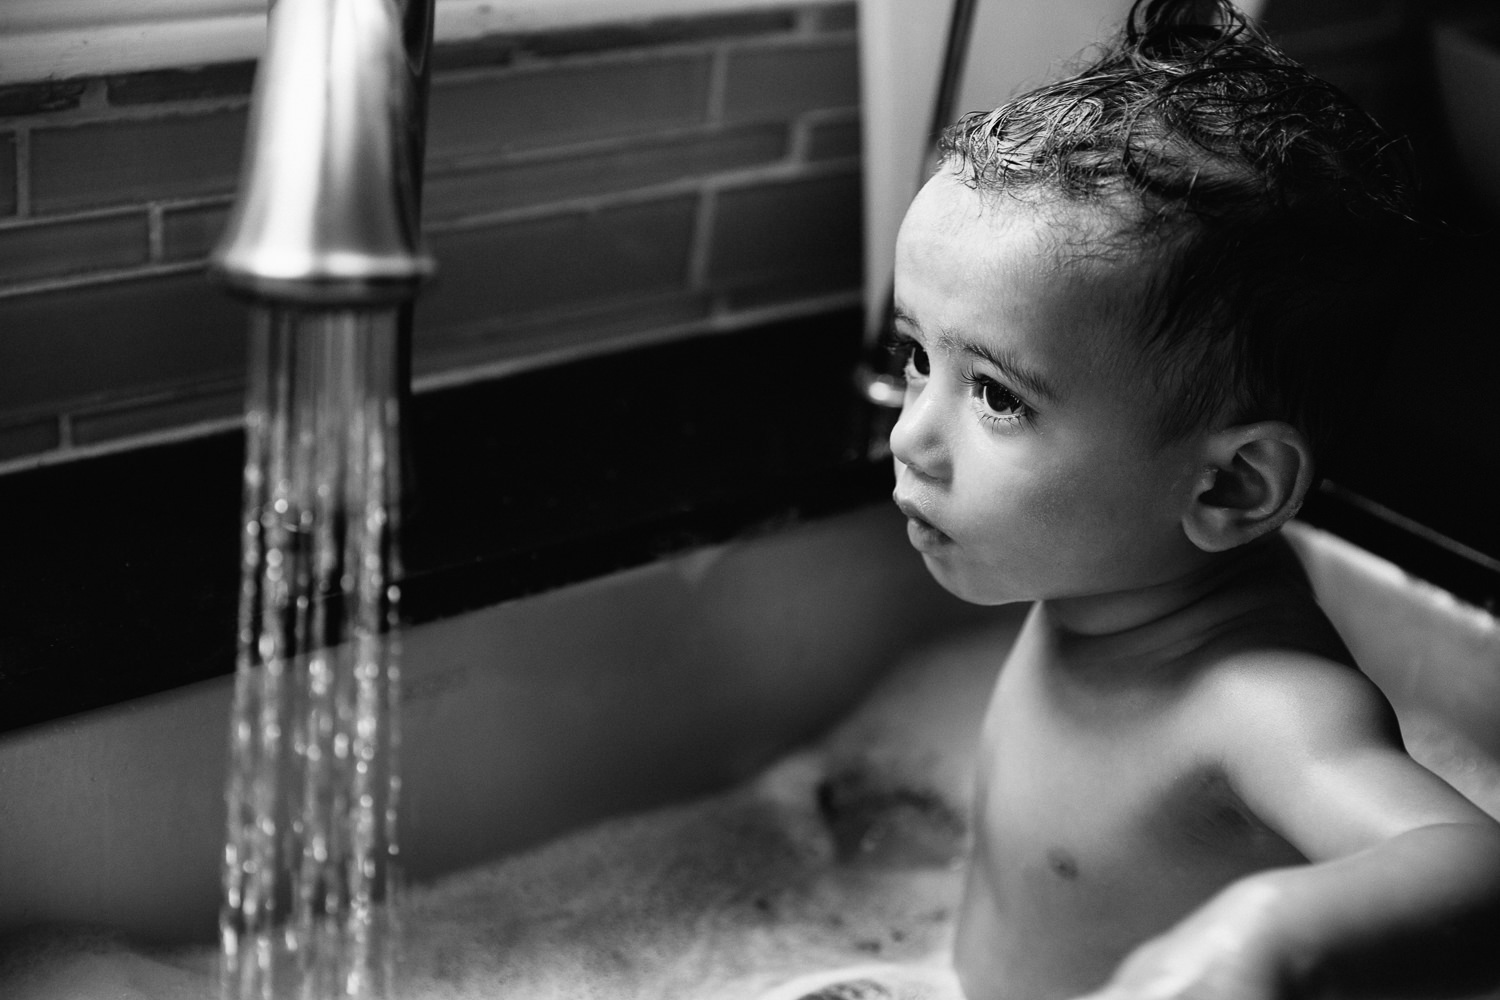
top-left (891, 304), bottom-right (1061, 404)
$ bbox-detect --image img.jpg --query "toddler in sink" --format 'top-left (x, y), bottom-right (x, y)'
top-left (880, 1), bottom-right (1500, 999)
top-left (5, 4), bottom-right (1498, 999)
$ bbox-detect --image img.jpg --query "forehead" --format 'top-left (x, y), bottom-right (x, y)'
top-left (895, 172), bottom-right (1152, 389)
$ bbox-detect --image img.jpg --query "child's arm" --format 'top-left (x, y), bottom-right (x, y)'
top-left (1079, 653), bottom-right (1500, 1000)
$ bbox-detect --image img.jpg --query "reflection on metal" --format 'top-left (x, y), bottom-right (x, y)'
top-left (855, 365), bottom-right (906, 410)
top-left (210, 0), bottom-right (434, 305)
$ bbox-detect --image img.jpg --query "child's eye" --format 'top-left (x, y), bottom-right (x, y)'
top-left (966, 372), bottom-right (1030, 426)
top-left (978, 379), bottom-right (1023, 415)
top-left (904, 343), bottom-right (931, 380)
top-left (881, 331), bottom-right (927, 382)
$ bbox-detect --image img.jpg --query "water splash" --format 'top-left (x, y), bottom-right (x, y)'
top-left (221, 306), bottom-right (404, 1000)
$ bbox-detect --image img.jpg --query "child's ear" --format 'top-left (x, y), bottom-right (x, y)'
top-left (1181, 421), bottom-right (1313, 553)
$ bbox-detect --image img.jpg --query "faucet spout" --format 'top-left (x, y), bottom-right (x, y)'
top-left (211, 0), bottom-right (435, 305)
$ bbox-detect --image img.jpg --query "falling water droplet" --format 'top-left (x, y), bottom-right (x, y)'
top-left (220, 306), bottom-right (403, 1000)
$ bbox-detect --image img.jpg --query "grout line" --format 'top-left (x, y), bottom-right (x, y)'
top-left (425, 157), bottom-right (858, 233)
top-left (0, 376), bottom-right (246, 433)
top-left (410, 289), bottom-right (862, 395)
top-left (705, 44), bottom-right (730, 126)
top-left (687, 186), bottom-right (718, 290)
top-left (0, 93), bottom-right (251, 130)
top-left (714, 287), bottom-right (862, 328)
top-left (434, 40), bottom-right (718, 87)
top-left (0, 260), bottom-right (203, 300)
top-left (72, 377), bottom-right (247, 419)
top-left (787, 114), bottom-right (813, 163)
top-left (0, 201), bottom-right (164, 231)
top-left (13, 127), bottom-right (30, 219)
top-left (147, 203), bottom-right (165, 262)
top-left (432, 27), bottom-right (854, 93)
top-left (153, 193), bottom-right (237, 212)
top-left (796, 105), bottom-right (861, 126)
top-left (0, 414), bottom-right (245, 477)
top-left (719, 27), bottom-right (858, 51)
top-left (695, 154), bottom-right (858, 194)
top-left (793, 5), bottom-right (821, 36)
top-left (424, 118), bottom-right (781, 176)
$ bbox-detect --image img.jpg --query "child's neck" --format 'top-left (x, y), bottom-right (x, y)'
top-left (1038, 537), bottom-right (1293, 646)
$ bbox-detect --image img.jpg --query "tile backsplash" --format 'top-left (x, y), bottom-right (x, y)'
top-left (0, 3), bottom-right (862, 468)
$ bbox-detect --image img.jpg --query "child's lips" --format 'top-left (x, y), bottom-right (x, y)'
top-left (893, 495), bottom-right (952, 549)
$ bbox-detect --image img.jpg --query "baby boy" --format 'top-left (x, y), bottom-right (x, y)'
top-left (886, 2), bottom-right (1500, 999)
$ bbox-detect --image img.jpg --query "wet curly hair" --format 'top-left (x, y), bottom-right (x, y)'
top-left (938, 0), bottom-right (1428, 464)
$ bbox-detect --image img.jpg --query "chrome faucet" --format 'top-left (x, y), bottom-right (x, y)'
top-left (210, 0), bottom-right (435, 304)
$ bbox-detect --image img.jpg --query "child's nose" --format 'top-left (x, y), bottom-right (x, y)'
top-left (889, 388), bottom-right (950, 483)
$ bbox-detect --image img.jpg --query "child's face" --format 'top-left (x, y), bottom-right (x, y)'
top-left (890, 172), bottom-right (1207, 607)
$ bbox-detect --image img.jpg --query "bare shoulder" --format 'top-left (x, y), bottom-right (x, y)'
top-left (1179, 546), bottom-right (1401, 759)
top-left (1183, 632), bottom-right (1495, 859)
top-left (1200, 638), bottom-right (1398, 731)
top-left (1189, 639), bottom-right (1403, 754)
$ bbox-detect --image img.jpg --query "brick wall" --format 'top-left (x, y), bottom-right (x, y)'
top-left (0, 2), bottom-right (862, 470)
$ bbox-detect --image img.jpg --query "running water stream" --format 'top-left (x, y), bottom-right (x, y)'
top-left (220, 306), bottom-right (405, 1000)
top-left (207, 0), bottom-right (432, 988)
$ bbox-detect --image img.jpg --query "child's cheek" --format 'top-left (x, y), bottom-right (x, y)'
top-left (1009, 444), bottom-right (1159, 563)
top-left (1015, 472), bottom-right (1082, 536)
top-left (1008, 449), bottom-right (1097, 534)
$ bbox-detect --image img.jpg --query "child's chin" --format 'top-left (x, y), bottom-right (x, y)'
top-left (922, 557), bottom-right (1024, 607)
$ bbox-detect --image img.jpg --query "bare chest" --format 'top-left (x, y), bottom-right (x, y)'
top-left (967, 649), bottom-right (1303, 953)
top-left (980, 676), bottom-right (1264, 866)
top-left (990, 656), bottom-right (1296, 875)
top-left (956, 651), bottom-right (1305, 1000)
